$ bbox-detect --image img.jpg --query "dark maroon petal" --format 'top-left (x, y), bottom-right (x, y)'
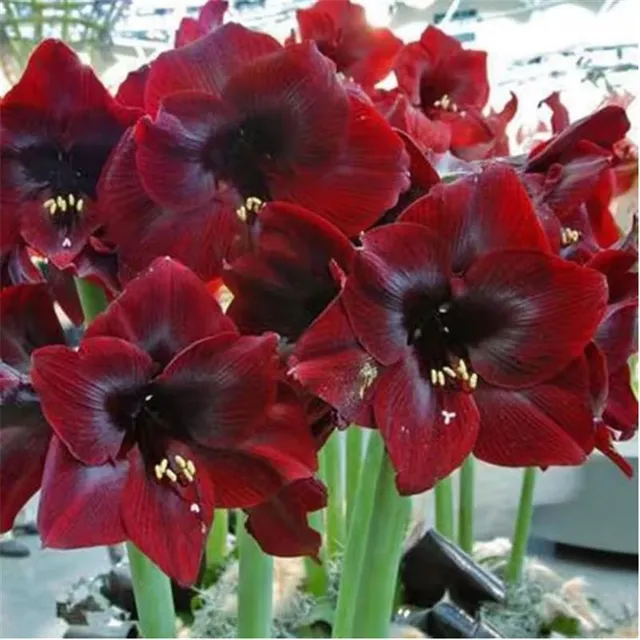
top-left (154, 333), bottom-right (279, 448)
top-left (396, 130), bottom-right (440, 189)
top-left (269, 96), bottom-right (410, 237)
top-left (145, 23), bottom-right (281, 114)
top-left (38, 437), bottom-right (128, 548)
top-left (345, 27), bottom-right (404, 89)
top-left (30, 338), bottom-right (155, 465)
top-left (0, 283), bottom-right (65, 369)
top-left (595, 301), bottom-right (638, 371)
top-left (246, 477), bottom-right (326, 559)
top-left (44, 263), bottom-right (85, 326)
top-left (587, 247), bottom-right (637, 304)
top-left (585, 341), bottom-right (608, 417)
top-left (115, 64), bottom-right (150, 109)
top-left (374, 356), bottom-right (479, 495)
top-left (0, 407), bottom-right (50, 533)
top-left (225, 202), bottom-right (354, 340)
top-left (290, 297), bottom-right (378, 427)
top-left (594, 423), bottom-right (633, 478)
top-left (400, 164), bottom-right (549, 272)
top-left (342, 223), bottom-right (450, 366)
top-left (86, 257), bottom-right (236, 366)
top-left (473, 357), bottom-right (594, 467)
top-left (539, 92), bottom-right (570, 134)
top-left (604, 364), bottom-right (638, 437)
top-left (122, 446), bottom-right (214, 586)
top-left (464, 251), bottom-right (608, 388)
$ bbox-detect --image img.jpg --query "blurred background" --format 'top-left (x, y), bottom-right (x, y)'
top-left (0, 0), bottom-right (637, 637)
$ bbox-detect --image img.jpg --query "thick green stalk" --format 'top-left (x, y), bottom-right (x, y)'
top-left (126, 543), bottom-right (177, 638)
top-left (346, 426), bottom-right (364, 531)
top-left (349, 449), bottom-right (411, 638)
top-left (320, 430), bottom-right (345, 558)
top-left (332, 433), bottom-right (385, 638)
top-left (75, 278), bottom-right (176, 638)
top-left (506, 467), bottom-right (537, 584)
top-left (434, 475), bottom-right (455, 540)
top-left (205, 509), bottom-right (228, 570)
top-left (304, 509), bottom-right (329, 597)
top-left (458, 457), bottom-right (475, 554)
top-left (74, 277), bottom-right (108, 323)
top-left (237, 514), bottom-right (273, 638)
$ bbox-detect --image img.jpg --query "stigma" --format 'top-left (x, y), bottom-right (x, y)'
top-left (236, 196), bottom-right (264, 222)
top-left (43, 194), bottom-right (84, 217)
top-left (430, 358), bottom-right (478, 392)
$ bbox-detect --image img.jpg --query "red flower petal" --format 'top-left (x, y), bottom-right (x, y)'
top-left (246, 477), bottom-right (327, 560)
top-left (290, 297), bottom-right (378, 427)
top-left (604, 364), bottom-right (638, 437)
top-left (31, 338), bottom-right (155, 465)
top-left (342, 223), bottom-right (450, 365)
top-left (174, 0), bottom-right (228, 47)
top-left (115, 63), bottom-right (150, 109)
top-left (145, 23), bottom-right (281, 115)
top-left (473, 357), bottom-right (594, 467)
top-left (122, 446), bottom-right (214, 586)
top-left (374, 356), bottom-right (479, 495)
top-left (596, 301), bottom-right (638, 371)
top-left (400, 164), bottom-right (549, 272)
top-left (594, 422), bottom-right (633, 478)
top-left (269, 96), bottom-right (410, 237)
top-left (464, 251), bottom-right (608, 388)
top-left (38, 437), bottom-right (128, 548)
top-left (86, 257), bottom-right (236, 367)
top-left (539, 92), bottom-right (570, 134)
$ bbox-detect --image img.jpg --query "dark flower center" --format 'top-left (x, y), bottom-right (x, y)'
top-left (205, 112), bottom-right (289, 202)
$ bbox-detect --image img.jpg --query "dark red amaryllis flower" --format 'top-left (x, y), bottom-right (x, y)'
top-left (290, 0), bottom-right (403, 90)
top-left (0, 40), bottom-right (141, 268)
top-left (291, 216), bottom-right (607, 493)
top-left (131, 24), bottom-right (409, 237)
top-left (30, 258), bottom-right (319, 585)
top-left (0, 283), bottom-right (65, 532)
top-left (224, 201), bottom-right (355, 342)
top-left (115, 63), bottom-right (151, 110)
top-left (175, 0), bottom-right (228, 47)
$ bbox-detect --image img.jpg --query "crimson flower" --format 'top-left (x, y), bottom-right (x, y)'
top-left (291, 171), bottom-right (607, 493)
top-left (127, 24), bottom-right (409, 237)
top-left (291, 0), bottom-right (403, 90)
top-left (0, 40), bottom-right (141, 268)
top-left (30, 258), bottom-right (319, 585)
top-left (0, 284), bottom-right (65, 532)
top-left (115, 64), bottom-right (150, 110)
top-left (175, 0), bottom-right (228, 47)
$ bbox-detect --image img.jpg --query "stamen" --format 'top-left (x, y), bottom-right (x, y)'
top-left (154, 464), bottom-right (165, 481)
top-left (443, 366), bottom-right (457, 379)
top-left (159, 458), bottom-right (169, 472)
top-left (437, 370), bottom-right (446, 387)
top-left (76, 198), bottom-right (84, 213)
top-left (469, 373), bottom-right (478, 390)
top-left (56, 196), bottom-right (67, 212)
top-left (430, 369), bottom-right (438, 385)
top-left (457, 359), bottom-right (470, 380)
top-left (43, 198), bottom-right (55, 209)
top-left (358, 361), bottom-right (378, 399)
top-left (561, 227), bottom-right (581, 246)
top-left (68, 193), bottom-right (75, 207)
top-left (174, 455), bottom-right (187, 469)
top-left (186, 460), bottom-right (196, 476)
top-left (48, 202), bottom-right (57, 216)
top-left (165, 469), bottom-right (178, 483)
top-left (182, 469), bottom-right (194, 483)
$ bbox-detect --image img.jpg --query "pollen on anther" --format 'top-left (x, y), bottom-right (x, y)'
top-left (43, 198), bottom-right (55, 209)
top-left (165, 469), bottom-right (178, 483)
top-left (76, 199), bottom-right (84, 212)
top-left (469, 373), bottom-right (478, 390)
top-left (174, 454), bottom-right (187, 469)
top-left (437, 371), bottom-right (446, 387)
top-left (68, 193), bottom-right (75, 207)
top-left (443, 366), bottom-right (457, 379)
top-left (430, 369), bottom-right (438, 385)
top-left (186, 460), bottom-right (196, 475)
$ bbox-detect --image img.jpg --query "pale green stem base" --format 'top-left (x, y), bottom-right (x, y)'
top-left (304, 509), bottom-right (329, 597)
top-left (506, 467), bottom-right (537, 584)
top-left (434, 475), bottom-right (455, 540)
top-left (320, 430), bottom-right (345, 558)
top-left (74, 277), bottom-right (108, 323)
top-left (458, 457), bottom-right (475, 554)
top-left (237, 514), bottom-right (273, 638)
top-left (206, 509), bottom-right (228, 570)
top-left (346, 426), bottom-right (364, 531)
top-left (126, 542), bottom-right (176, 638)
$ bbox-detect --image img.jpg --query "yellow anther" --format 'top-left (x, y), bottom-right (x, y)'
top-left (68, 193), bottom-right (75, 207)
top-left (469, 373), bottom-right (478, 390)
top-left (154, 464), bottom-right (165, 481)
top-left (186, 460), bottom-right (196, 476)
top-left (182, 469), bottom-right (194, 483)
top-left (437, 371), bottom-right (446, 387)
top-left (76, 198), bottom-right (84, 212)
top-left (48, 202), bottom-right (57, 216)
top-left (245, 196), bottom-right (263, 212)
top-left (174, 454), bottom-right (187, 469)
top-left (358, 361), bottom-right (378, 399)
top-left (43, 198), bottom-right (55, 209)
top-left (236, 205), bottom-right (247, 222)
top-left (457, 360), bottom-right (470, 380)
top-left (443, 366), bottom-right (457, 379)
top-left (159, 458), bottom-right (169, 472)
top-left (165, 469), bottom-right (178, 483)
top-left (430, 369), bottom-right (438, 385)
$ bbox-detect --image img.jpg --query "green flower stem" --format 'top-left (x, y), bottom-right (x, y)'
top-left (205, 509), bottom-right (228, 570)
top-left (332, 433), bottom-right (385, 638)
top-left (74, 277), bottom-right (108, 323)
top-left (126, 542), bottom-right (177, 638)
top-left (304, 509), bottom-right (329, 597)
top-left (346, 426), bottom-right (364, 531)
top-left (434, 475), bottom-right (455, 540)
top-left (458, 456), bottom-right (475, 554)
top-left (320, 430), bottom-right (345, 558)
top-left (237, 514), bottom-right (273, 638)
top-left (506, 467), bottom-right (537, 584)
top-left (75, 278), bottom-right (177, 638)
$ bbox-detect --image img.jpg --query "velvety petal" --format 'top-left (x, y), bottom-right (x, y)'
top-left (539, 92), bottom-right (570, 134)
top-left (594, 423), bottom-right (633, 478)
top-left (290, 297), bottom-right (379, 427)
top-left (345, 27), bottom-right (404, 89)
top-left (86, 257), bottom-right (236, 367)
top-left (0, 283), bottom-right (64, 370)
top-left (115, 63), bottom-right (150, 109)
top-left (0, 405), bottom-right (51, 533)
top-left (145, 23), bottom-right (281, 114)
top-left (153, 333), bottom-right (279, 448)
top-left (174, 0), bottom-right (228, 47)
top-left (604, 364), bottom-right (638, 437)
top-left (224, 202), bottom-right (354, 340)
top-left (38, 437), bottom-right (128, 548)
top-left (342, 223), bottom-right (450, 365)
top-left (587, 247), bottom-right (638, 304)
top-left (595, 301), bottom-right (638, 371)
top-left (473, 357), bottom-right (595, 467)
top-left (374, 356), bottom-right (480, 495)
top-left (269, 96), bottom-right (411, 237)
top-left (585, 341), bottom-right (608, 418)
top-left (400, 164), bottom-right (549, 272)
top-left (122, 446), bottom-right (214, 586)
top-left (30, 338), bottom-right (155, 465)
top-left (245, 477), bottom-right (327, 559)
top-left (464, 251), bottom-right (608, 388)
